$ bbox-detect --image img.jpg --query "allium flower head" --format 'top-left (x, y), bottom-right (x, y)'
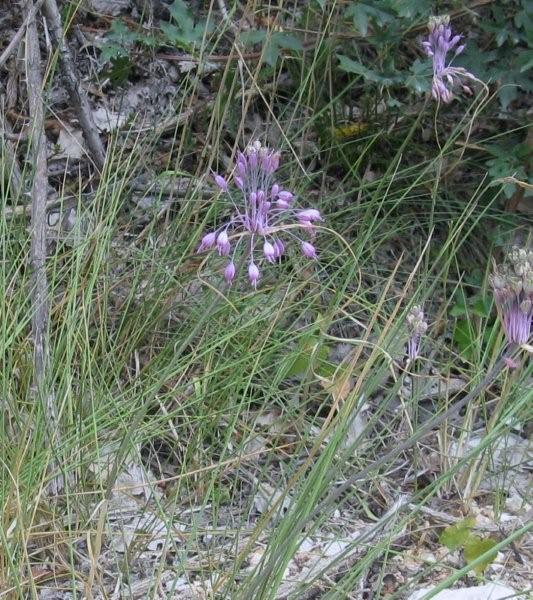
top-left (422, 16), bottom-right (475, 103)
top-left (406, 305), bottom-right (428, 361)
top-left (490, 247), bottom-right (533, 345)
top-left (198, 141), bottom-right (323, 287)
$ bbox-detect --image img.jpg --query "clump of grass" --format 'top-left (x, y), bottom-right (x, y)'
top-left (0, 3), bottom-right (531, 599)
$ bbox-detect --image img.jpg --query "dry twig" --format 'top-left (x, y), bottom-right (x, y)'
top-left (23, 0), bottom-right (61, 492)
top-left (41, 0), bottom-right (106, 170)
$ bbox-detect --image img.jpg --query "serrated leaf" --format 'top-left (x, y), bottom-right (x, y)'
top-left (464, 536), bottom-right (498, 575)
top-left (345, 4), bottom-right (369, 36)
top-left (337, 54), bottom-right (400, 85)
top-left (406, 59), bottom-right (431, 93)
top-left (240, 30), bottom-right (267, 46)
top-left (439, 518), bottom-right (476, 550)
top-left (263, 32), bottom-right (303, 67)
top-left (449, 303), bottom-right (467, 318)
top-left (472, 296), bottom-right (491, 318)
top-left (337, 55), bottom-right (369, 76)
top-left (453, 320), bottom-right (476, 357)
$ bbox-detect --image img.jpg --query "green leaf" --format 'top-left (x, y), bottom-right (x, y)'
top-left (345, 4), bottom-right (369, 36)
top-left (240, 30), bottom-right (267, 46)
top-left (345, 3), bottom-right (394, 36)
top-left (283, 335), bottom-right (329, 378)
top-left (453, 320), bottom-right (477, 357)
top-left (338, 55), bottom-right (369, 76)
top-left (405, 59), bottom-right (431, 93)
top-left (464, 536), bottom-right (498, 575)
top-left (449, 303), bottom-right (467, 318)
top-left (263, 32), bottom-right (303, 67)
top-left (471, 296), bottom-right (491, 318)
top-left (439, 518), bottom-right (476, 551)
top-left (391, 0), bottom-right (429, 19)
top-left (160, 22), bottom-right (193, 49)
top-left (337, 54), bottom-right (401, 85)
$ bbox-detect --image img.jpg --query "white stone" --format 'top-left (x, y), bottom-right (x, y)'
top-left (407, 583), bottom-right (525, 600)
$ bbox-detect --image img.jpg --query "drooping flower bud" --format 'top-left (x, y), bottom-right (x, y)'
top-left (273, 239), bottom-right (284, 258)
top-left (248, 262), bottom-right (260, 288)
top-left (297, 209), bottom-right (322, 222)
top-left (216, 230), bottom-right (231, 256)
top-left (224, 261), bottom-right (236, 284)
top-left (263, 241), bottom-right (276, 263)
top-left (213, 173), bottom-right (228, 192)
top-left (301, 241), bottom-right (317, 260)
top-left (197, 232), bottom-right (216, 253)
top-left (278, 191), bottom-right (294, 203)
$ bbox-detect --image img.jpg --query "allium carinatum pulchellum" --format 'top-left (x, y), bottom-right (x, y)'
top-left (406, 305), bottom-right (428, 361)
top-left (422, 16), bottom-right (476, 103)
top-left (490, 247), bottom-right (533, 345)
top-left (198, 141), bottom-right (322, 287)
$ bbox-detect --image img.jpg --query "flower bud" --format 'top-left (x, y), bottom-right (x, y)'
top-left (264, 241), bottom-right (276, 263)
top-left (273, 239), bottom-right (284, 258)
top-left (197, 232), bottom-right (216, 253)
top-left (224, 261), bottom-right (236, 284)
top-left (213, 173), bottom-right (228, 192)
top-left (301, 241), bottom-right (317, 260)
top-left (278, 191), bottom-right (294, 203)
top-left (297, 209), bottom-right (322, 222)
top-left (248, 262), bottom-right (260, 288)
top-left (216, 230), bottom-right (231, 256)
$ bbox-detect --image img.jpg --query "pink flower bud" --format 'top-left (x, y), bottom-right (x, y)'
top-left (273, 239), bottom-right (284, 258)
top-left (278, 191), bottom-right (293, 203)
top-left (235, 176), bottom-right (244, 190)
top-left (297, 209), bottom-right (322, 222)
top-left (271, 184), bottom-right (280, 198)
top-left (301, 241), bottom-right (317, 260)
top-left (224, 261), bottom-right (236, 284)
top-left (197, 231), bottom-right (216, 253)
top-left (216, 230), bottom-right (231, 256)
top-left (248, 262), bottom-right (260, 288)
top-left (277, 199), bottom-right (290, 209)
top-left (263, 241), bottom-right (276, 263)
top-left (237, 160), bottom-right (247, 178)
top-left (213, 173), bottom-right (228, 192)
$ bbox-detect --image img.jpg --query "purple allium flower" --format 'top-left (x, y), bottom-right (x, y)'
top-left (198, 232), bottom-right (216, 252)
top-left (248, 261), bottom-right (260, 288)
top-left (406, 305), bottom-right (428, 361)
top-left (224, 261), bottom-right (236, 284)
top-left (490, 247), bottom-right (533, 345)
top-left (213, 173), bottom-right (229, 192)
top-left (422, 16), bottom-right (476, 103)
top-left (301, 241), bottom-right (317, 260)
top-left (197, 140), bottom-right (323, 287)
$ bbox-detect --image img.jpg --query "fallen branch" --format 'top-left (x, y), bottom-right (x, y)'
top-left (41, 0), bottom-right (106, 170)
top-left (0, 0), bottom-right (45, 70)
top-left (23, 0), bottom-right (61, 493)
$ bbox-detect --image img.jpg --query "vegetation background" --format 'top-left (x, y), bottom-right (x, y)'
top-left (0, 0), bottom-right (531, 598)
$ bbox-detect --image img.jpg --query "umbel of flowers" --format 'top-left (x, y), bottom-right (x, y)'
top-left (422, 15), bottom-right (476, 103)
top-left (198, 141), bottom-right (322, 287)
top-left (406, 305), bottom-right (428, 361)
top-left (490, 247), bottom-right (533, 345)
